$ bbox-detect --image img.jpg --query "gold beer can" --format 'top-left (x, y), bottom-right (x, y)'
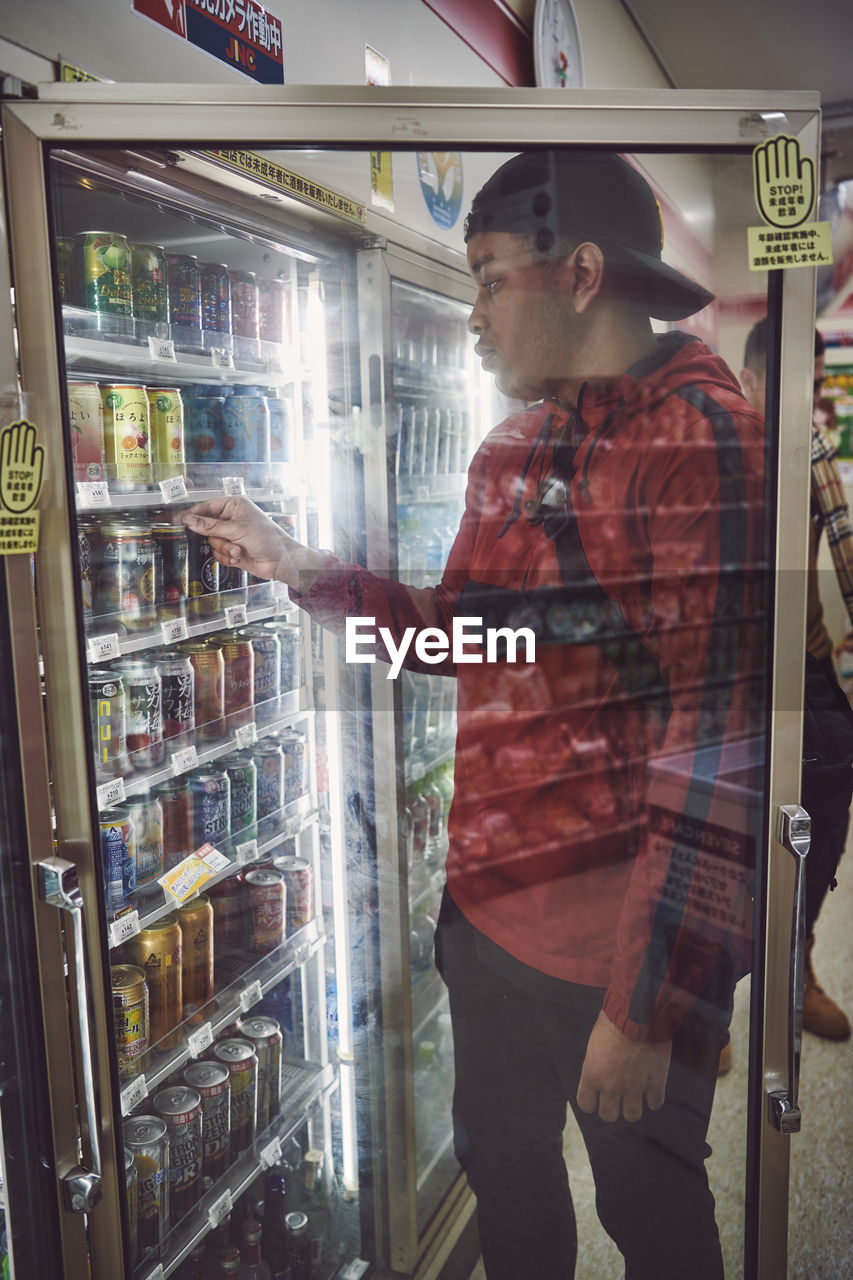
top-left (146, 387), bottom-right (186, 484)
top-left (120, 914), bottom-right (183, 1050)
top-left (101, 383), bottom-right (154, 489)
top-left (112, 963), bottom-right (149, 1080)
top-left (177, 894), bottom-right (214, 1023)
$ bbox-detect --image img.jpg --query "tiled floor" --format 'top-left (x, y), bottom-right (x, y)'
top-left (466, 839), bottom-right (853, 1279)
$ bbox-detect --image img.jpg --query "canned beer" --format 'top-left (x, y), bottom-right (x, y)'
top-left (125, 1146), bottom-right (139, 1266)
top-left (277, 728), bottom-right (308, 803)
top-left (178, 641), bottom-right (224, 740)
top-left (146, 389), bottom-right (186, 485)
top-left (213, 634), bottom-right (254, 729)
top-left (228, 270), bottom-right (259, 340)
top-left (200, 262), bottom-right (232, 334)
top-left (153, 650), bottom-right (195, 744)
top-left (266, 621), bottom-right (302, 694)
top-left (78, 519), bottom-right (97, 625)
top-left (124, 790), bottom-right (164, 887)
top-left (154, 776), bottom-right (194, 870)
top-left (222, 752), bottom-right (257, 835)
top-left (124, 1115), bottom-right (169, 1258)
top-left (236, 1015), bottom-right (282, 1129)
top-left (131, 244), bottom-right (169, 327)
top-left (245, 867), bottom-right (286, 955)
top-left (178, 894), bottom-right (214, 1021)
top-left (68, 381), bottom-right (106, 483)
top-left (152, 1085), bottom-right (203, 1220)
top-left (267, 395), bottom-right (292, 464)
top-left (100, 808), bottom-right (136, 913)
top-left (241, 626), bottom-right (280, 718)
top-left (274, 855), bottom-right (314, 928)
top-left (221, 395), bottom-right (271, 485)
top-left (96, 522), bottom-right (159, 631)
top-left (185, 530), bottom-right (220, 618)
top-left (183, 1060), bottom-right (231, 1182)
top-left (208, 875), bottom-right (246, 952)
top-left (90, 668), bottom-right (130, 780)
top-left (216, 559), bottom-right (249, 608)
top-left (75, 231), bottom-right (133, 317)
top-left (257, 276), bottom-right (288, 345)
top-left (101, 385), bottom-right (154, 490)
top-left (252, 741), bottom-right (284, 820)
top-left (152, 523), bottom-right (188, 621)
top-left (121, 915), bottom-right (183, 1050)
top-left (189, 766), bottom-right (230, 849)
top-left (112, 657), bottom-right (164, 770)
top-left (167, 253), bottom-right (202, 330)
top-left (112, 964), bottom-right (149, 1080)
top-left (184, 395), bottom-right (223, 482)
top-left (212, 1039), bottom-right (257, 1159)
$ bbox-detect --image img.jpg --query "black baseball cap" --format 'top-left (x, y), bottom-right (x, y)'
top-left (464, 150), bottom-right (714, 322)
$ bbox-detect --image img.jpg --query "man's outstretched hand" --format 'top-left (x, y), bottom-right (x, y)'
top-left (577, 1010), bottom-right (672, 1123)
top-left (182, 496), bottom-right (326, 593)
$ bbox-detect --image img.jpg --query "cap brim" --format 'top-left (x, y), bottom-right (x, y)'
top-left (612, 245), bottom-right (715, 321)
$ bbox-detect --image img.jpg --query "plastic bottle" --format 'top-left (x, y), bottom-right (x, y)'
top-left (421, 776), bottom-right (445, 868)
top-left (410, 907), bottom-right (437, 982)
top-left (240, 1220), bottom-right (272, 1279)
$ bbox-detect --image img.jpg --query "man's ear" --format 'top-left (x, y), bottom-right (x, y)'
top-left (563, 241), bottom-right (606, 314)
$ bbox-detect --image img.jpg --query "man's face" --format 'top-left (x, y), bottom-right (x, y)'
top-left (466, 231), bottom-right (580, 401)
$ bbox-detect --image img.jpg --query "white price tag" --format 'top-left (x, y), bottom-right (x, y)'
top-left (120, 1073), bottom-right (148, 1116)
top-left (187, 1022), bottom-right (214, 1058)
top-left (148, 335), bottom-right (176, 361)
top-left (208, 1188), bottom-right (233, 1229)
top-left (235, 721), bottom-right (257, 749)
top-left (171, 745), bottom-right (198, 776)
top-left (340, 1263), bottom-right (369, 1280)
top-left (97, 777), bottom-right (126, 809)
top-left (221, 476), bottom-right (246, 497)
top-left (240, 980), bottom-right (263, 1013)
top-left (88, 633), bottom-right (121, 662)
top-left (259, 1136), bottom-right (283, 1169)
top-left (225, 604), bottom-right (248, 628)
top-left (274, 592), bottom-right (290, 616)
top-left (158, 475), bottom-right (188, 502)
top-left (76, 480), bottom-right (111, 507)
top-left (161, 616), bottom-right (189, 644)
top-left (110, 909), bottom-right (140, 948)
top-left (200, 845), bottom-right (230, 873)
top-left (210, 347), bottom-right (234, 369)
top-left (235, 839), bottom-right (258, 866)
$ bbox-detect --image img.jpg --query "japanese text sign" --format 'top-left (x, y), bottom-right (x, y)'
top-left (748, 135), bottom-right (833, 273)
top-left (0, 420), bottom-right (44, 555)
top-left (132, 0), bottom-right (284, 85)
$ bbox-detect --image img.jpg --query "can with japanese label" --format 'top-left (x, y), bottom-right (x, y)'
top-left (266, 620), bottom-right (303, 694)
top-left (90, 668), bottom-right (130, 781)
top-left (112, 963), bottom-right (149, 1080)
top-left (222, 752), bottom-right (257, 835)
top-left (213, 634), bottom-right (254, 729)
top-left (184, 395), bottom-right (223, 480)
top-left (185, 530), bottom-right (220, 618)
top-left (200, 262), bottom-right (232, 334)
top-left (221, 396), bottom-right (271, 486)
top-left (147, 389), bottom-right (186, 484)
top-left (152, 523), bottom-right (188, 621)
top-left (277, 728), bottom-right (308, 803)
top-left (167, 253), bottom-right (201, 330)
top-left (152, 1085), bottom-right (202, 1220)
top-left (57, 236), bottom-right (76, 306)
top-left (245, 867), bottom-right (286, 955)
top-left (241, 626), bottom-right (280, 717)
top-left (189, 766), bottom-right (230, 849)
top-left (236, 1015), bottom-right (282, 1129)
top-left (112, 657), bottom-right (164, 770)
top-left (131, 243), bottom-right (169, 327)
top-left (76, 231), bottom-right (133, 317)
top-left (68, 380), bottom-right (106, 483)
top-left (154, 776), bottom-right (194, 870)
top-left (124, 1115), bottom-right (169, 1258)
top-left (78, 519), bottom-right (97, 625)
top-left (154, 650), bottom-right (195, 743)
top-left (96, 522), bottom-right (159, 632)
top-left (124, 790), bottom-right (164, 887)
top-left (257, 276), bottom-right (288, 345)
top-left (212, 1039), bottom-right (257, 1159)
top-left (268, 394), bottom-right (292, 464)
top-left (228, 270), bottom-right (259, 340)
top-left (178, 894), bottom-right (214, 1022)
top-left (121, 915), bottom-right (183, 1050)
top-left (252, 741), bottom-right (284, 819)
top-left (101, 384), bottom-right (154, 490)
top-left (208, 874), bottom-right (246, 951)
top-left (178, 640), bottom-right (224, 740)
top-left (125, 1145), bottom-right (139, 1266)
top-left (100, 808), bottom-right (135, 913)
top-left (274, 855), bottom-right (315, 928)
top-left (217, 559), bottom-right (249, 608)
top-left (183, 1060), bottom-right (230, 1182)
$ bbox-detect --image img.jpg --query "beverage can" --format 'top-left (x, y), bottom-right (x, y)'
top-left (167, 253), bottom-right (201, 330)
top-left (240, 626), bottom-right (280, 713)
top-left (76, 231), bottom-right (133, 316)
top-left (153, 650), bottom-right (195, 743)
top-left (124, 1115), bottom-right (169, 1258)
top-left (267, 395), bottom-right (292, 464)
top-left (285, 1211), bottom-right (311, 1279)
top-left (184, 395), bottom-right (223, 481)
top-left (257, 276), bottom-right (288, 344)
top-left (188, 766), bottom-right (230, 848)
top-left (152, 523), bottom-right (188, 621)
top-left (112, 658), bottom-right (164, 770)
top-left (131, 244), bottom-right (169, 326)
top-left (101, 385), bottom-right (154, 490)
top-left (185, 531), bottom-right (220, 617)
top-left (152, 1085), bottom-right (203, 1220)
top-left (235, 1015), bottom-right (282, 1129)
top-left (177, 894), bottom-right (214, 1021)
top-left (100, 808), bottom-right (135, 913)
top-left (221, 395), bottom-right (271, 486)
top-left (252, 741), bottom-right (284, 819)
top-left (68, 381), bottom-right (106, 483)
top-left (121, 915), bottom-right (183, 1050)
top-left (277, 728), bottom-right (308, 804)
top-left (199, 262), bottom-right (232, 334)
top-left (222, 752), bottom-right (257, 834)
top-left (125, 1145), bottom-right (139, 1266)
top-left (228, 270), bottom-right (259, 339)
top-left (274, 855), bottom-right (314, 928)
top-left (245, 867), bottom-right (286, 955)
top-left (146, 389), bottom-right (186, 484)
top-left (266, 621), bottom-right (302, 694)
top-left (96, 522), bottom-right (159, 632)
top-left (112, 963), bottom-right (149, 1080)
top-left (208, 875), bottom-right (246, 951)
top-left (78, 519), bottom-right (97, 624)
top-left (90, 668), bottom-right (130, 781)
top-left (212, 1039), bottom-right (257, 1159)
top-left (183, 1060), bottom-right (230, 1183)
top-left (178, 641), bottom-right (224, 740)
top-left (154, 776), bottom-right (194, 870)
top-left (214, 634), bottom-right (254, 729)
top-left (124, 790), bottom-right (164, 887)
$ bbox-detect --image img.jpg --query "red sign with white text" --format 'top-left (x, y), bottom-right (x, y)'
top-left (132, 0), bottom-right (285, 84)
top-left (132, 0), bottom-right (186, 37)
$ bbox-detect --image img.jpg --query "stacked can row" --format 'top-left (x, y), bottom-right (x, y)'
top-left (394, 400), bottom-right (472, 478)
top-left (58, 232), bottom-right (290, 344)
top-left (100, 733), bottom-right (311, 911)
top-left (90, 623), bottom-right (303, 781)
top-left (69, 380), bottom-right (292, 491)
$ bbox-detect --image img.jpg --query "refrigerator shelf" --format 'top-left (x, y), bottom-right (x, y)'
top-left (75, 481), bottom-right (300, 514)
top-left (135, 1058), bottom-right (337, 1279)
top-left (120, 916), bottom-right (326, 1114)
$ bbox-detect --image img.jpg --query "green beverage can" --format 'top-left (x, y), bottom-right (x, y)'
top-left (146, 388), bottom-right (186, 484)
top-left (131, 243), bottom-right (169, 326)
top-left (75, 231), bottom-right (133, 316)
top-left (102, 384), bottom-right (154, 489)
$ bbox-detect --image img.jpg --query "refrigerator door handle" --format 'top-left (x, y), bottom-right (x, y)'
top-left (767, 804), bottom-right (811, 1135)
top-left (38, 858), bottom-right (104, 1213)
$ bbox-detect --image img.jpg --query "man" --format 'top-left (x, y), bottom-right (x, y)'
top-left (740, 318), bottom-right (852, 1041)
top-left (184, 151), bottom-right (767, 1278)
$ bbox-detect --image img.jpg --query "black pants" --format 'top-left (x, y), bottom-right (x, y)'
top-left (435, 891), bottom-right (733, 1280)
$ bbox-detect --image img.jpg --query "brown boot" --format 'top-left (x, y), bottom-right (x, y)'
top-left (802, 936), bottom-right (851, 1040)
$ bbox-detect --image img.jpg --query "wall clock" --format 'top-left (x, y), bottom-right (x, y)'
top-left (533, 0), bottom-right (584, 88)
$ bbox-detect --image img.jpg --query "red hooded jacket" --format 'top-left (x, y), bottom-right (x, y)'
top-left (299, 333), bottom-right (768, 1041)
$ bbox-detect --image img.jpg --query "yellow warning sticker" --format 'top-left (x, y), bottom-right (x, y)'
top-left (0, 420), bottom-right (45, 555)
top-left (748, 134), bottom-right (833, 272)
top-left (747, 222), bottom-right (834, 272)
top-left (208, 150), bottom-right (366, 225)
top-left (371, 151), bottom-right (394, 212)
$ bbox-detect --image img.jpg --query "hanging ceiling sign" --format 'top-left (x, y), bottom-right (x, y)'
top-left (132, 0), bottom-right (285, 85)
top-left (208, 150), bottom-right (366, 224)
top-left (747, 135), bottom-right (833, 272)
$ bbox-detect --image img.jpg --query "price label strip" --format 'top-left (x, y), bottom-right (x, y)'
top-left (171, 744), bottom-right (199, 776)
top-left (221, 476), bottom-right (246, 497)
top-left (158, 475), bottom-right (188, 502)
top-left (109, 909), bottom-right (140, 949)
top-left (88, 633), bottom-right (121, 662)
top-left (120, 1073), bottom-right (148, 1116)
top-left (240, 980), bottom-right (263, 1013)
top-left (76, 480), bottom-right (111, 507)
top-left (235, 721), bottom-right (257, 749)
top-left (187, 1021), bottom-right (214, 1059)
top-left (157, 843), bottom-right (230, 904)
top-left (97, 777), bottom-right (126, 809)
top-left (208, 1188), bottom-right (233, 1229)
top-left (259, 1136), bottom-right (283, 1169)
top-left (161, 616), bottom-right (189, 645)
